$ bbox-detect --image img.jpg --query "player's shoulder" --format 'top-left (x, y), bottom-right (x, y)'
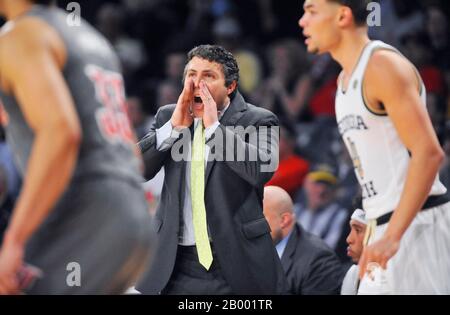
top-left (368, 49), bottom-right (409, 68)
top-left (366, 49), bottom-right (416, 87)
top-left (368, 49), bottom-right (413, 77)
top-left (0, 17), bottom-right (56, 55)
top-left (1, 15), bottom-right (67, 72)
top-left (1, 16), bottom-right (50, 39)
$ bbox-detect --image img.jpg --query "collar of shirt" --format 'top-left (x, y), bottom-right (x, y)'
top-left (275, 229), bottom-right (293, 259)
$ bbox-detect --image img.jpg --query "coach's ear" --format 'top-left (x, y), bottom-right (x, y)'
top-left (227, 81), bottom-right (237, 96)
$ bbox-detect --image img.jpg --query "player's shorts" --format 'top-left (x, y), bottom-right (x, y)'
top-left (24, 175), bottom-right (155, 294)
top-left (358, 202), bottom-right (450, 295)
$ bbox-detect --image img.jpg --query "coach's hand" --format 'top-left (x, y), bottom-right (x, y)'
top-left (171, 78), bottom-right (194, 128)
top-left (199, 80), bottom-right (218, 128)
top-left (0, 239), bottom-right (23, 295)
top-left (358, 235), bottom-right (400, 279)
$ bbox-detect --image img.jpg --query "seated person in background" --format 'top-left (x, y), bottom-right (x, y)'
top-left (295, 164), bottom-right (348, 251)
top-left (264, 186), bottom-right (344, 295)
top-left (266, 122), bottom-right (309, 198)
top-left (341, 209), bottom-right (367, 295)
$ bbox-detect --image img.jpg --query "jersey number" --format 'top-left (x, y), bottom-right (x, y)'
top-left (85, 64), bottom-right (134, 145)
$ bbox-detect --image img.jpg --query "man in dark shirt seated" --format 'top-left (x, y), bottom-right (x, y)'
top-left (263, 186), bottom-right (345, 294)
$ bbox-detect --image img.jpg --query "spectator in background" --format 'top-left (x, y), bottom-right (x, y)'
top-left (295, 164), bottom-right (348, 252)
top-left (307, 60), bottom-right (341, 118)
top-left (368, 0), bottom-right (425, 47)
top-left (163, 0), bottom-right (214, 52)
top-left (266, 121), bottom-right (309, 198)
top-left (439, 122), bottom-right (450, 189)
top-left (252, 39), bottom-right (313, 124)
top-left (156, 80), bottom-right (181, 110)
top-left (164, 51), bottom-right (187, 86)
top-left (425, 6), bottom-right (450, 119)
top-left (264, 186), bottom-right (344, 295)
top-left (401, 32), bottom-right (447, 142)
top-left (138, 51), bottom-right (185, 116)
top-left (96, 3), bottom-right (147, 86)
top-left (426, 6), bottom-right (450, 73)
top-left (121, 0), bottom-right (184, 77)
top-left (127, 96), bottom-right (154, 140)
top-left (212, 15), bottom-right (263, 97)
top-left (341, 208), bottom-right (367, 295)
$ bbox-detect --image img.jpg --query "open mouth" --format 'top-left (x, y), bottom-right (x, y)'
top-left (194, 96), bottom-right (202, 103)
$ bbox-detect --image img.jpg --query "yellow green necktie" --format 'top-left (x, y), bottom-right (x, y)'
top-left (191, 120), bottom-right (213, 270)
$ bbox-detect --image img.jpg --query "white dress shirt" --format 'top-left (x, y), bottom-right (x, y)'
top-left (155, 102), bottom-right (230, 245)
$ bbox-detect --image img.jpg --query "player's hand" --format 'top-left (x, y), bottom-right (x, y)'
top-left (199, 80), bottom-right (218, 128)
top-left (171, 78), bottom-right (194, 128)
top-left (0, 239), bottom-right (24, 295)
top-left (358, 235), bottom-right (400, 279)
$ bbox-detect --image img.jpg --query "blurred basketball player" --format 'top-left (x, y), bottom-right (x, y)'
top-left (0, 0), bottom-right (154, 294)
top-left (299, 0), bottom-right (450, 294)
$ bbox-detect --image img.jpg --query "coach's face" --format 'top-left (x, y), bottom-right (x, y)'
top-left (299, 0), bottom-right (342, 54)
top-left (184, 57), bottom-right (235, 118)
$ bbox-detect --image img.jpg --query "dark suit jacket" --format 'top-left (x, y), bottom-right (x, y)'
top-left (136, 92), bottom-right (287, 294)
top-left (281, 223), bottom-right (344, 295)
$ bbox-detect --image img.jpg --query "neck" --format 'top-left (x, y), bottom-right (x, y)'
top-left (329, 28), bottom-right (370, 77)
top-left (218, 96), bottom-right (230, 112)
top-left (3, 0), bottom-right (33, 21)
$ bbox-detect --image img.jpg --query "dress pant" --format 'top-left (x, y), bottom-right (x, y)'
top-left (162, 244), bottom-right (233, 295)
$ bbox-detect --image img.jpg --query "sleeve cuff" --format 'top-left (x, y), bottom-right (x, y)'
top-left (156, 120), bottom-right (176, 150)
top-left (205, 121), bottom-right (220, 140)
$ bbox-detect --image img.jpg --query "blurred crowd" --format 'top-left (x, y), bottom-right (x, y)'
top-left (1, 0), bottom-right (450, 268)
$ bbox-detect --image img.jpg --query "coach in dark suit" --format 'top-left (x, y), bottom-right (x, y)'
top-left (136, 45), bottom-right (287, 295)
top-left (264, 186), bottom-right (344, 295)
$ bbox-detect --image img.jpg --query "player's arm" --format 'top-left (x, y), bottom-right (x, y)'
top-left (358, 50), bottom-right (444, 276)
top-left (2, 19), bottom-right (81, 251)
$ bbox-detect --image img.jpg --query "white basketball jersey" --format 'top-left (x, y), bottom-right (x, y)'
top-left (335, 40), bottom-right (447, 219)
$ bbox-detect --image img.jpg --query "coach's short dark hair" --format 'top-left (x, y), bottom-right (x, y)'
top-left (186, 45), bottom-right (239, 88)
top-left (328, 0), bottom-right (375, 26)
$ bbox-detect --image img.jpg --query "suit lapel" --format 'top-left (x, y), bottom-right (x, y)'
top-left (173, 123), bottom-right (192, 210)
top-left (281, 224), bottom-right (300, 273)
top-left (205, 92), bottom-right (247, 185)
top-left (176, 157), bottom-right (188, 211)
